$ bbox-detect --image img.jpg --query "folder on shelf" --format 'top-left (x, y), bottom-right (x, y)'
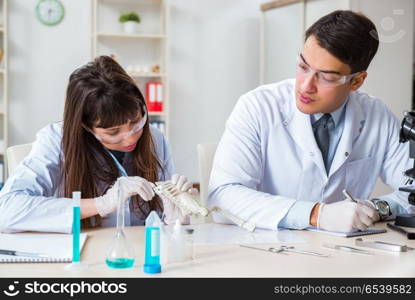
top-left (146, 82), bottom-right (163, 112)
top-left (150, 121), bottom-right (165, 134)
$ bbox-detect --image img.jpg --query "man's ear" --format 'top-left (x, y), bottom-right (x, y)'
top-left (350, 72), bottom-right (367, 91)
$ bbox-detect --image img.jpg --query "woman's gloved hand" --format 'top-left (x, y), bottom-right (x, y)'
top-left (317, 199), bottom-right (378, 232)
top-left (160, 174), bottom-right (198, 225)
top-left (95, 176), bottom-right (155, 217)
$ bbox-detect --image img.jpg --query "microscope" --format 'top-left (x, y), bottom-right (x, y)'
top-left (397, 111), bottom-right (415, 227)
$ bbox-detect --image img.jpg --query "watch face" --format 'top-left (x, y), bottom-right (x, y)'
top-left (36, 0), bottom-right (65, 26)
top-left (376, 201), bottom-right (390, 216)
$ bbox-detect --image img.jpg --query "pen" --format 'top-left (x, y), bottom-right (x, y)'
top-left (342, 189), bottom-right (357, 202)
top-left (387, 223), bottom-right (415, 240)
top-left (0, 249), bottom-right (49, 258)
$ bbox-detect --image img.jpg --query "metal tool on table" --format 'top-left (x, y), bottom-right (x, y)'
top-left (240, 244), bottom-right (329, 257)
top-left (355, 238), bottom-right (415, 252)
top-left (323, 243), bottom-right (373, 255)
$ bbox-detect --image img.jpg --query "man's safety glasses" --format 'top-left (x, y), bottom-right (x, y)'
top-left (296, 54), bottom-right (361, 88)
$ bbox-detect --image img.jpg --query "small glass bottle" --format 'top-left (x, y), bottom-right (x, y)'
top-left (105, 186), bottom-right (135, 269)
top-left (184, 228), bottom-right (195, 261)
top-left (168, 219), bottom-right (185, 263)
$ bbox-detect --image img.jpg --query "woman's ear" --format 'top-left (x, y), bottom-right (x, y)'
top-left (350, 71), bottom-right (367, 91)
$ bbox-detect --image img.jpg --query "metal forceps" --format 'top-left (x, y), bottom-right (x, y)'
top-left (240, 245), bottom-right (329, 257)
top-left (271, 245), bottom-right (329, 257)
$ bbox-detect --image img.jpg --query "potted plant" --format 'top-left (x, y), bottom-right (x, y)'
top-left (119, 12), bottom-right (140, 34)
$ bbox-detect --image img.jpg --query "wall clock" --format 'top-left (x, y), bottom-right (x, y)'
top-left (35, 0), bottom-right (65, 26)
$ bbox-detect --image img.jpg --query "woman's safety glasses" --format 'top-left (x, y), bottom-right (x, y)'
top-left (92, 110), bottom-right (147, 145)
top-left (296, 54), bottom-right (361, 88)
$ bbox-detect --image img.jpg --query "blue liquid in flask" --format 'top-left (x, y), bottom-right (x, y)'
top-left (106, 257), bottom-right (135, 269)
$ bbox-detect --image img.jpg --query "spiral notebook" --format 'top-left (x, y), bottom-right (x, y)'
top-left (0, 233), bottom-right (88, 263)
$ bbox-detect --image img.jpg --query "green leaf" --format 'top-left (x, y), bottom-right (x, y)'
top-left (119, 12), bottom-right (141, 23)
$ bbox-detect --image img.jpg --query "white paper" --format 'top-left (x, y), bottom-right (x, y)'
top-left (0, 233), bottom-right (88, 262)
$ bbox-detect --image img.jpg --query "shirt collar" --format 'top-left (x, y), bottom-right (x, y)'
top-left (310, 96), bottom-right (349, 127)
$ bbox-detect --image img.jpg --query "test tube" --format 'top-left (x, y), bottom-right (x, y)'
top-left (64, 191), bottom-right (88, 271)
top-left (144, 211), bottom-right (162, 274)
top-left (72, 191), bottom-right (81, 263)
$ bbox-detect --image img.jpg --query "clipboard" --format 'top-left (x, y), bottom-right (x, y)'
top-left (307, 227), bottom-right (387, 237)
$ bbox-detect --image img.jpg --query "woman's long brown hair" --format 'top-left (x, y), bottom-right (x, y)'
top-left (61, 55), bottom-right (163, 228)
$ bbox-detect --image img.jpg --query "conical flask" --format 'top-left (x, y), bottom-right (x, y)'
top-left (105, 180), bottom-right (135, 268)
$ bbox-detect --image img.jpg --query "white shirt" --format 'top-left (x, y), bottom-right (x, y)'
top-left (208, 79), bottom-right (415, 230)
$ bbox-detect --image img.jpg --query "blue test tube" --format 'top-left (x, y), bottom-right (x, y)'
top-left (143, 211), bottom-right (162, 274)
top-left (72, 191), bottom-right (81, 263)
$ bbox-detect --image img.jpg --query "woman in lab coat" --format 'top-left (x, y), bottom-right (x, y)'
top-left (208, 10), bottom-right (415, 232)
top-left (0, 56), bottom-right (191, 233)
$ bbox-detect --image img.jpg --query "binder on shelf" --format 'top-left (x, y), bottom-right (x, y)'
top-left (146, 82), bottom-right (163, 112)
top-left (150, 121), bottom-right (165, 135)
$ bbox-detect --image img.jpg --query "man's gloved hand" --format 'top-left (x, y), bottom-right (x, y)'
top-left (95, 176), bottom-right (155, 217)
top-left (170, 173), bottom-right (199, 196)
top-left (317, 199), bottom-right (379, 232)
top-left (160, 174), bottom-right (197, 225)
top-left (357, 199), bottom-right (380, 222)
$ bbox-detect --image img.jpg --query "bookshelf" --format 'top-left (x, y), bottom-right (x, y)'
top-left (91, 0), bottom-right (169, 137)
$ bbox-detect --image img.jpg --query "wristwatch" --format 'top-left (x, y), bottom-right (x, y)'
top-left (370, 198), bottom-right (392, 220)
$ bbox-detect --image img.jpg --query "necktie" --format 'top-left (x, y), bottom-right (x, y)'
top-left (312, 113), bottom-right (333, 173)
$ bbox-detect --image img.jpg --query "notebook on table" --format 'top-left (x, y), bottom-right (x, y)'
top-left (307, 227), bottom-right (387, 237)
top-left (0, 233), bottom-right (88, 263)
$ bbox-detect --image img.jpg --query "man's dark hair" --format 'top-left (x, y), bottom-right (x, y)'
top-left (305, 10), bottom-right (379, 73)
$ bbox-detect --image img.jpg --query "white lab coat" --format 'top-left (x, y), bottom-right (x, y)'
top-left (208, 79), bottom-right (415, 230)
top-left (0, 122), bottom-right (174, 233)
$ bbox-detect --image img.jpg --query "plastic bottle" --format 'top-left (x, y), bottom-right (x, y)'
top-left (168, 219), bottom-right (186, 263)
top-left (144, 211), bottom-right (162, 274)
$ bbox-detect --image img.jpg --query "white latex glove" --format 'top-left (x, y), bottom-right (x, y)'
top-left (357, 199), bottom-right (380, 222)
top-left (160, 174), bottom-right (197, 225)
top-left (170, 174), bottom-right (199, 196)
top-left (95, 176), bottom-right (155, 217)
top-left (317, 199), bottom-right (379, 232)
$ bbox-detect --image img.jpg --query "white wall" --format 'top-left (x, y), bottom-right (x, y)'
top-left (8, 0), bottom-right (91, 145)
top-left (261, 0), bottom-right (414, 197)
top-left (8, 0), bottom-right (264, 181)
top-left (168, 0), bottom-right (263, 179)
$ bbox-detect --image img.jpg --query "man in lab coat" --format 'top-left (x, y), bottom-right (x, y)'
top-left (208, 10), bottom-right (415, 232)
